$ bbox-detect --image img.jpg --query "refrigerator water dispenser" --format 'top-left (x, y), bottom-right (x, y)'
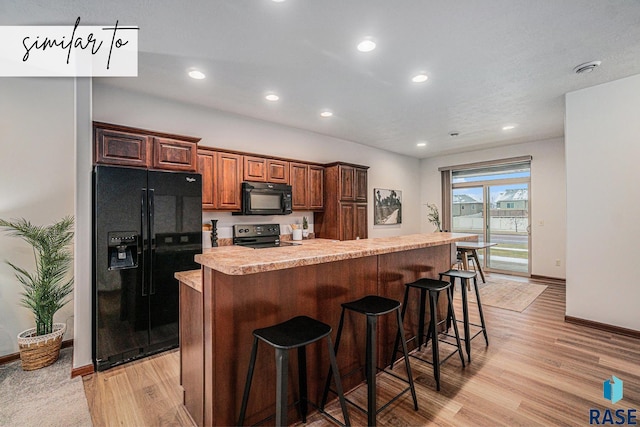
top-left (107, 231), bottom-right (138, 270)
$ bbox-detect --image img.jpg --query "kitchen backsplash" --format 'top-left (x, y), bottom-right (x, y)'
top-left (202, 211), bottom-right (314, 240)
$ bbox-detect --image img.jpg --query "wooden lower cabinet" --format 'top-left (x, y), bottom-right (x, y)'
top-left (179, 282), bottom-right (204, 427)
top-left (180, 244), bottom-right (452, 426)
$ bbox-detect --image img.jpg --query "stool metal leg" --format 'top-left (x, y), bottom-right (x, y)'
top-left (327, 335), bottom-right (351, 426)
top-left (428, 290), bottom-right (441, 391)
top-left (321, 308), bottom-right (346, 408)
top-left (417, 288), bottom-right (427, 350)
top-left (389, 287), bottom-right (410, 369)
top-left (238, 337), bottom-right (259, 426)
top-left (447, 288), bottom-right (466, 367)
top-left (460, 278), bottom-right (471, 362)
top-left (297, 346), bottom-right (308, 422)
top-left (366, 315), bottom-right (377, 427)
top-left (396, 308), bottom-right (418, 410)
top-left (472, 276), bottom-right (489, 345)
top-left (275, 348), bottom-right (289, 427)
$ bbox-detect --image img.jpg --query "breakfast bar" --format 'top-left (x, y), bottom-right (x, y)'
top-left (177, 232), bottom-right (475, 426)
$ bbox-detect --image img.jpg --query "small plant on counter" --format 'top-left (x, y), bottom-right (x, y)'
top-left (426, 203), bottom-right (442, 232)
top-left (302, 216), bottom-right (308, 230)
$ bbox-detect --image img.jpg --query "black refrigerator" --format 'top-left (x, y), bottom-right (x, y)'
top-left (93, 165), bottom-right (202, 371)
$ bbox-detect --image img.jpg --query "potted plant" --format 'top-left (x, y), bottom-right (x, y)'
top-left (0, 216), bottom-right (74, 370)
top-left (426, 203), bottom-right (442, 232)
top-left (302, 216), bottom-right (309, 239)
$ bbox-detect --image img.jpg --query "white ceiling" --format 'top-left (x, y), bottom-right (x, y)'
top-left (4, 1), bottom-right (640, 158)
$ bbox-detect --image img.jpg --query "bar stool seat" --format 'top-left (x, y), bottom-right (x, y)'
top-left (322, 295), bottom-right (418, 426)
top-left (390, 278), bottom-right (465, 391)
top-left (238, 315), bottom-right (350, 427)
top-left (439, 269), bottom-right (489, 362)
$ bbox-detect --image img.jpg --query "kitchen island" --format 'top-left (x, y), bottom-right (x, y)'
top-left (177, 232), bottom-right (475, 426)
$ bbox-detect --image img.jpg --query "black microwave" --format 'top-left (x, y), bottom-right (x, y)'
top-left (238, 182), bottom-right (293, 215)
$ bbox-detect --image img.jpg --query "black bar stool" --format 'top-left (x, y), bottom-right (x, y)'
top-left (321, 295), bottom-right (418, 427)
top-left (389, 278), bottom-right (465, 391)
top-left (237, 315), bottom-right (350, 427)
top-left (439, 269), bottom-right (489, 362)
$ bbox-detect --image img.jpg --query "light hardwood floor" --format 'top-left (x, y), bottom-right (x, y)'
top-left (83, 276), bottom-right (640, 426)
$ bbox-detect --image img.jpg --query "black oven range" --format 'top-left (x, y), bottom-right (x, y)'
top-left (232, 224), bottom-right (300, 249)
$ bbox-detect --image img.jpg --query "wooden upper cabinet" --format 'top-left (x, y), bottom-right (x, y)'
top-left (243, 156), bottom-right (267, 182)
top-left (355, 168), bottom-right (368, 202)
top-left (308, 165), bottom-right (324, 210)
top-left (267, 159), bottom-right (289, 184)
top-left (315, 162), bottom-right (368, 241)
top-left (95, 127), bottom-right (151, 168)
top-left (216, 152), bottom-right (243, 210)
top-left (339, 165), bottom-right (356, 201)
top-left (197, 150), bottom-right (216, 210)
top-left (153, 137), bottom-right (197, 172)
top-left (93, 122), bottom-right (199, 171)
top-left (290, 162), bottom-right (309, 210)
top-left (337, 164), bottom-right (367, 202)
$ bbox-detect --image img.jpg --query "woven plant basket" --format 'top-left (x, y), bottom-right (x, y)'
top-left (17, 323), bottom-right (66, 371)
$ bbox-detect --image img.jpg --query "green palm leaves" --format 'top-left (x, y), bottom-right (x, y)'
top-left (0, 216), bottom-right (74, 336)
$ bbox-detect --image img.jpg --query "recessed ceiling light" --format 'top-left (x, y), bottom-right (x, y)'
top-left (272, 0), bottom-right (286, 2)
top-left (573, 60), bottom-right (601, 74)
top-left (188, 70), bottom-right (206, 80)
top-left (502, 125), bottom-right (516, 131)
top-left (412, 74), bottom-right (429, 83)
top-left (416, 142), bottom-right (427, 147)
top-left (265, 94), bottom-right (280, 102)
top-left (320, 110), bottom-right (333, 118)
top-left (357, 39), bottom-right (376, 52)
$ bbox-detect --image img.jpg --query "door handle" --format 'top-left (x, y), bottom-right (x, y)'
top-left (141, 189), bottom-right (148, 297)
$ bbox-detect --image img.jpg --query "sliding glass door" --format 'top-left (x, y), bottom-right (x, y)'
top-left (450, 161), bottom-right (531, 275)
top-left (487, 183), bottom-right (529, 273)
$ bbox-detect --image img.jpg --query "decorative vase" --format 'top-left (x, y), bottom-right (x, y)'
top-left (17, 323), bottom-right (66, 371)
top-left (302, 229), bottom-right (309, 239)
top-left (211, 220), bottom-right (218, 247)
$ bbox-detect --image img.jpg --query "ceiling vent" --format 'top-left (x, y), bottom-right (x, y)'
top-left (573, 61), bottom-right (601, 74)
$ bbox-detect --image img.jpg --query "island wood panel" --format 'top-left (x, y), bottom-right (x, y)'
top-left (179, 282), bottom-right (204, 427)
top-left (208, 256), bottom-right (378, 426)
top-left (377, 245), bottom-right (452, 366)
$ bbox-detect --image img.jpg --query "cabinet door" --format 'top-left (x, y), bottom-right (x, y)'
top-left (355, 203), bottom-right (368, 239)
top-left (95, 128), bottom-right (151, 168)
top-left (355, 168), bottom-right (368, 202)
top-left (217, 152), bottom-right (243, 210)
top-left (152, 137), bottom-right (197, 171)
top-left (267, 159), bottom-right (289, 184)
top-left (308, 165), bottom-right (324, 210)
top-left (197, 150), bottom-right (216, 210)
top-left (339, 165), bottom-right (355, 201)
top-left (339, 202), bottom-right (355, 241)
top-left (290, 162), bottom-right (309, 210)
top-left (243, 156), bottom-right (267, 182)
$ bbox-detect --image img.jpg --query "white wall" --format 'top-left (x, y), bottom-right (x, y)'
top-left (92, 84), bottom-right (423, 238)
top-left (419, 138), bottom-right (566, 279)
top-left (565, 74), bottom-right (640, 331)
top-left (0, 78), bottom-right (75, 357)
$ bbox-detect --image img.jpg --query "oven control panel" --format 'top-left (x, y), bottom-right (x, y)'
top-left (233, 224), bottom-right (281, 238)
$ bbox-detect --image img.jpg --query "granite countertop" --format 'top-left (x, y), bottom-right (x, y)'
top-left (175, 269), bottom-right (203, 292)
top-left (194, 232), bottom-right (477, 276)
